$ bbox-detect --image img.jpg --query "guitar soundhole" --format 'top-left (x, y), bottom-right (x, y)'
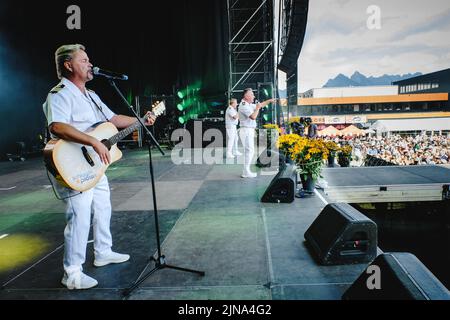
top-left (101, 139), bottom-right (112, 150)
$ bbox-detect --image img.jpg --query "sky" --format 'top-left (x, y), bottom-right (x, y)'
top-left (280, 0), bottom-right (450, 92)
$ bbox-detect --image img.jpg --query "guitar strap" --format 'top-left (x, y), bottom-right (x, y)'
top-left (87, 92), bottom-right (110, 122)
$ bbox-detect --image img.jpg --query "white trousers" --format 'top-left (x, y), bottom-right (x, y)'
top-left (239, 127), bottom-right (255, 174)
top-left (63, 175), bottom-right (112, 273)
top-left (226, 125), bottom-right (239, 155)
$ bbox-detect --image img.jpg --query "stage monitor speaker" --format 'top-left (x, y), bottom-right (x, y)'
top-left (261, 163), bottom-right (297, 203)
top-left (342, 252), bottom-right (450, 300)
top-left (304, 203), bottom-right (377, 265)
top-left (256, 148), bottom-right (287, 168)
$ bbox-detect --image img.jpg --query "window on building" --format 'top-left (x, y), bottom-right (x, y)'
top-left (353, 104), bottom-right (359, 112)
top-left (305, 106), bottom-right (312, 114)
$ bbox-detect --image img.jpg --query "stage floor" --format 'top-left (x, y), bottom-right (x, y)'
top-left (0, 148), bottom-right (369, 300)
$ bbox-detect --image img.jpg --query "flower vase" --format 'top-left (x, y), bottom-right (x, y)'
top-left (338, 155), bottom-right (350, 167)
top-left (283, 151), bottom-right (294, 165)
top-left (327, 153), bottom-right (336, 167)
top-left (300, 174), bottom-right (316, 193)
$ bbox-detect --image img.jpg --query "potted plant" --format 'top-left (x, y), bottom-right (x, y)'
top-left (276, 133), bottom-right (304, 163)
top-left (325, 141), bottom-right (339, 167)
top-left (289, 138), bottom-right (329, 193)
top-left (338, 145), bottom-right (352, 167)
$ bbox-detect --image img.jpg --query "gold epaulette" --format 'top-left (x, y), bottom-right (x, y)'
top-left (50, 83), bottom-right (65, 94)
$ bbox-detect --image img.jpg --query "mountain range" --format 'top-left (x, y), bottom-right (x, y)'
top-left (323, 71), bottom-right (422, 87)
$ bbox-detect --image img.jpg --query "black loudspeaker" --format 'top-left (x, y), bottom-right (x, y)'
top-left (261, 163), bottom-right (297, 203)
top-left (304, 203), bottom-right (377, 265)
top-left (256, 148), bottom-right (287, 168)
top-left (343, 252), bottom-right (450, 300)
top-left (185, 119), bottom-right (226, 148)
top-left (278, 0), bottom-right (309, 73)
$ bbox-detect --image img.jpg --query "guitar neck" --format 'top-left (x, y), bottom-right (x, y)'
top-left (108, 115), bottom-right (149, 146)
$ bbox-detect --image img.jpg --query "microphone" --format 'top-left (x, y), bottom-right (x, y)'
top-left (92, 67), bottom-right (128, 80)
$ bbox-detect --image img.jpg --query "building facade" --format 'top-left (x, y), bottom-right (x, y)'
top-left (291, 68), bottom-right (450, 127)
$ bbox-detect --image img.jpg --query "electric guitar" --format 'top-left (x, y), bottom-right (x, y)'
top-left (44, 101), bottom-right (165, 192)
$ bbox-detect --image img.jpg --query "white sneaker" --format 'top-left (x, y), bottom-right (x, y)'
top-left (226, 153), bottom-right (235, 159)
top-left (234, 151), bottom-right (243, 156)
top-left (241, 172), bottom-right (257, 178)
top-left (62, 271), bottom-right (98, 290)
top-left (94, 251), bottom-right (130, 267)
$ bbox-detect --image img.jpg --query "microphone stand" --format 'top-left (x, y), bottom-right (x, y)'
top-left (106, 79), bottom-right (205, 299)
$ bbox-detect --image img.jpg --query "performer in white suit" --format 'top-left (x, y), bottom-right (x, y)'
top-left (225, 98), bottom-right (242, 158)
top-left (43, 44), bottom-right (155, 289)
top-left (238, 88), bottom-right (275, 178)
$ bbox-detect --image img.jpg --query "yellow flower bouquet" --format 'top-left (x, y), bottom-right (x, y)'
top-left (325, 141), bottom-right (339, 153)
top-left (276, 134), bottom-right (305, 159)
top-left (262, 123), bottom-right (282, 134)
top-left (289, 138), bottom-right (329, 180)
top-left (325, 141), bottom-right (339, 166)
top-left (338, 144), bottom-right (353, 167)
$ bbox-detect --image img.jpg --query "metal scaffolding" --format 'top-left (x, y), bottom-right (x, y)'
top-left (227, 0), bottom-right (275, 102)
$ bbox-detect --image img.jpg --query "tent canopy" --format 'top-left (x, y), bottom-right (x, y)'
top-left (340, 125), bottom-right (365, 136)
top-left (318, 125), bottom-right (340, 136)
top-left (370, 118), bottom-right (450, 133)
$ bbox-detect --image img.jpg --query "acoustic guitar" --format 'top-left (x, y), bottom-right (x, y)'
top-left (44, 101), bottom-right (165, 192)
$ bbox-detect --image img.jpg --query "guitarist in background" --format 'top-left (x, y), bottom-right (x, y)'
top-left (42, 44), bottom-right (155, 290)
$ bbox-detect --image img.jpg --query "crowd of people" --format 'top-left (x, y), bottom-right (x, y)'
top-left (325, 134), bottom-right (450, 166)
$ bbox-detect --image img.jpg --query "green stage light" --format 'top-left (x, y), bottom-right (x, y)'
top-left (178, 116), bottom-right (186, 124)
top-left (263, 114), bottom-right (269, 121)
top-left (177, 81), bottom-right (202, 101)
top-left (178, 97), bottom-right (196, 111)
top-left (263, 88), bottom-right (269, 97)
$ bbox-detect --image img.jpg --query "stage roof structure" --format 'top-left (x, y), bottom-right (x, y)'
top-left (227, 0), bottom-right (274, 97)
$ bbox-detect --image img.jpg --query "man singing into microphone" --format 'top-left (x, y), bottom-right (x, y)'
top-left (238, 88), bottom-right (275, 178)
top-left (42, 44), bottom-right (155, 289)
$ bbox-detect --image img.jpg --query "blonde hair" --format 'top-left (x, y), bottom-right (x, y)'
top-left (54, 44), bottom-right (85, 79)
top-left (243, 88), bottom-right (253, 96)
top-left (229, 98), bottom-right (237, 105)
